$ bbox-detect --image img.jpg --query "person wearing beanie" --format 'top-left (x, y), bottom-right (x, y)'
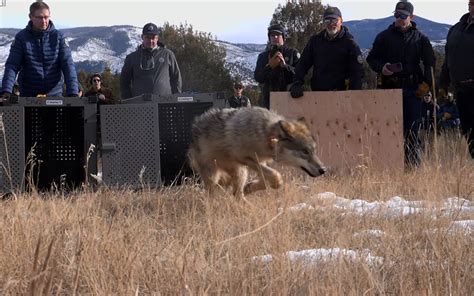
top-left (290, 6), bottom-right (364, 98)
top-left (226, 82), bottom-right (251, 108)
top-left (367, 0), bottom-right (436, 168)
top-left (439, 0), bottom-right (474, 158)
top-left (254, 23), bottom-right (300, 109)
top-left (120, 22), bottom-right (182, 99)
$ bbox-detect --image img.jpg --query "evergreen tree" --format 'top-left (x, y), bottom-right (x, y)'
top-left (160, 23), bottom-right (233, 93)
top-left (270, 2), bottom-right (325, 51)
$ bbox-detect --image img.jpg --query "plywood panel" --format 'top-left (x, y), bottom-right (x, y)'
top-left (271, 90), bottom-right (404, 172)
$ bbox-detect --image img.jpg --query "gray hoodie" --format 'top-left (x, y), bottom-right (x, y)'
top-left (120, 45), bottom-right (182, 99)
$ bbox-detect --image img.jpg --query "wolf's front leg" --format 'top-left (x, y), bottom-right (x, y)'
top-left (231, 166), bottom-right (248, 199)
top-left (244, 163), bottom-right (283, 195)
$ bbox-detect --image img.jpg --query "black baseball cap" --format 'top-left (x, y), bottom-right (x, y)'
top-left (323, 6), bottom-right (342, 20)
top-left (394, 1), bottom-right (414, 15)
top-left (142, 23), bottom-right (159, 35)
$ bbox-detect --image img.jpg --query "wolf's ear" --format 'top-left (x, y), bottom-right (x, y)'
top-left (297, 117), bottom-right (309, 126)
top-left (277, 120), bottom-right (294, 139)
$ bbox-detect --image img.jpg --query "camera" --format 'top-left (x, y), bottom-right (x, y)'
top-left (269, 45), bottom-right (282, 58)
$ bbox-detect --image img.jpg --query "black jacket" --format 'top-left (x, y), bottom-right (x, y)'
top-left (226, 95), bottom-right (251, 108)
top-left (367, 22), bottom-right (435, 88)
top-left (254, 45), bottom-right (300, 108)
top-left (294, 26), bottom-right (364, 91)
top-left (440, 13), bottom-right (474, 87)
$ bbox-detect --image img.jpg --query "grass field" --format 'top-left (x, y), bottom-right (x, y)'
top-left (1, 132), bottom-right (473, 295)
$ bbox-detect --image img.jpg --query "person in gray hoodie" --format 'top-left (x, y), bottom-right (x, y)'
top-left (120, 23), bottom-right (182, 99)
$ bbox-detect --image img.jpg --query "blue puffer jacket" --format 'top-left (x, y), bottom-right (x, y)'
top-left (1, 21), bottom-right (78, 97)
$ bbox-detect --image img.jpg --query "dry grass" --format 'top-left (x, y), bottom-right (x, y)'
top-left (1, 132), bottom-right (473, 295)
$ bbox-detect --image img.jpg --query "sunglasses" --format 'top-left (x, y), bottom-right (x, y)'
top-left (92, 79), bottom-right (101, 83)
top-left (394, 12), bottom-right (410, 20)
top-left (234, 86), bottom-right (243, 89)
top-left (323, 18), bottom-right (339, 25)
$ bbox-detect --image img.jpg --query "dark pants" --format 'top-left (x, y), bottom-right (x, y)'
top-left (456, 86), bottom-right (474, 158)
top-left (402, 87), bottom-right (424, 168)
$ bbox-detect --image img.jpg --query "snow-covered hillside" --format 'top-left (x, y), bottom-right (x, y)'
top-left (0, 26), bottom-right (262, 87)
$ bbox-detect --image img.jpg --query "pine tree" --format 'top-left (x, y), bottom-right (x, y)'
top-left (160, 23), bottom-right (233, 93)
top-left (270, 2), bottom-right (325, 51)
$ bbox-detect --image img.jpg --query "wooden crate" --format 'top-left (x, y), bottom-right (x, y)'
top-left (271, 90), bottom-right (404, 172)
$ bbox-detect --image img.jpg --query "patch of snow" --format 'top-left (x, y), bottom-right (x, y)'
top-left (252, 248), bottom-right (384, 267)
top-left (308, 192), bottom-right (474, 219)
top-left (353, 229), bottom-right (386, 239)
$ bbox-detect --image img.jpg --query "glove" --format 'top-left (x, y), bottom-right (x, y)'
top-left (442, 112), bottom-right (452, 120)
top-left (268, 54), bottom-right (281, 69)
top-left (290, 83), bottom-right (304, 99)
top-left (415, 82), bottom-right (430, 98)
top-left (1, 92), bottom-right (11, 101)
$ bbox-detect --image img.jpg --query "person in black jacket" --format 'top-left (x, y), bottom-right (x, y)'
top-left (439, 1), bottom-right (474, 158)
top-left (254, 24), bottom-right (300, 109)
top-left (226, 82), bottom-right (251, 108)
top-left (367, 0), bottom-right (435, 168)
top-left (290, 6), bottom-right (364, 98)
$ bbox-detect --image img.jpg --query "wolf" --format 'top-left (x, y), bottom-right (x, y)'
top-left (188, 107), bottom-right (326, 198)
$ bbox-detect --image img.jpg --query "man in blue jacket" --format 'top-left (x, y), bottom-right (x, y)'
top-left (1, 1), bottom-right (79, 101)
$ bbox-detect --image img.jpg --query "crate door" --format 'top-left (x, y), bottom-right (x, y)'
top-left (100, 103), bottom-right (161, 187)
top-left (0, 106), bottom-right (25, 192)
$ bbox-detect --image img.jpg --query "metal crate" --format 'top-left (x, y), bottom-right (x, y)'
top-left (0, 97), bottom-right (97, 192)
top-left (121, 93), bottom-right (216, 184)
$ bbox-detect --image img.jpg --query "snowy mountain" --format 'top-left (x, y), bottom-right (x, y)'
top-left (0, 25), bottom-right (263, 87)
top-left (0, 17), bottom-right (451, 87)
top-left (345, 15), bottom-right (451, 49)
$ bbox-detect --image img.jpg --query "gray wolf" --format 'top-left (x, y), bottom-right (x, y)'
top-left (188, 107), bottom-right (326, 198)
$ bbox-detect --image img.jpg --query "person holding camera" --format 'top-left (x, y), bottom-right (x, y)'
top-left (0, 1), bottom-right (79, 101)
top-left (366, 0), bottom-right (435, 168)
top-left (84, 73), bottom-right (117, 104)
top-left (290, 6), bottom-right (363, 98)
top-left (254, 24), bottom-right (300, 109)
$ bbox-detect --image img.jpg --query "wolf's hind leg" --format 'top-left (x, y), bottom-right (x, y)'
top-left (244, 163), bottom-right (283, 195)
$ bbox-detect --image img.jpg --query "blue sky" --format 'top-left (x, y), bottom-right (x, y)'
top-left (0, 0), bottom-right (469, 43)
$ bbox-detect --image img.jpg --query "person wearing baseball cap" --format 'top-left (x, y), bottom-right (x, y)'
top-left (120, 22), bottom-right (182, 99)
top-left (226, 81), bottom-right (251, 108)
top-left (254, 23), bottom-right (300, 109)
top-left (290, 6), bottom-right (364, 98)
top-left (367, 0), bottom-right (436, 168)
